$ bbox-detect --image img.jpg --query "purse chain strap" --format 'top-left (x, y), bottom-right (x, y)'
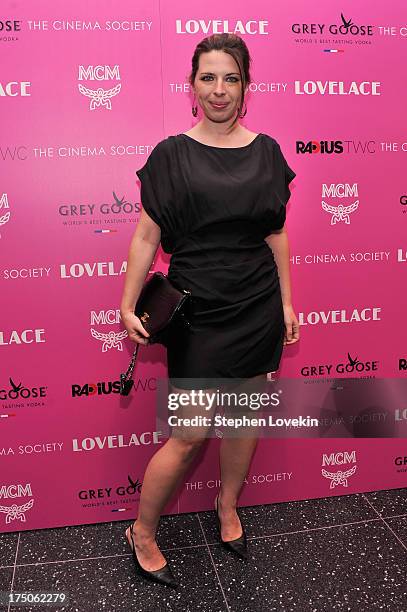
top-left (122, 342), bottom-right (140, 382)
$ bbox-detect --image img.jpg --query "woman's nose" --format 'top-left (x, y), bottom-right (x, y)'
top-left (213, 79), bottom-right (226, 94)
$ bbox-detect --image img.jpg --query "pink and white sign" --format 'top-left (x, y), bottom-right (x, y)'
top-left (1, 1), bottom-right (406, 533)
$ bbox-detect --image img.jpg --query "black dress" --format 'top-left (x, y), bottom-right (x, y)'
top-left (135, 133), bottom-right (296, 389)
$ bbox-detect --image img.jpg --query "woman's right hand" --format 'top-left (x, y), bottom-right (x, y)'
top-left (121, 311), bottom-right (150, 345)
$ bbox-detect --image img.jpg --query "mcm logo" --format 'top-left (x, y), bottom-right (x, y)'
top-left (0, 500), bottom-right (34, 523)
top-left (78, 65), bottom-right (121, 110)
top-left (322, 465), bottom-right (357, 488)
top-left (0, 193), bottom-right (10, 233)
top-left (91, 328), bottom-right (128, 351)
top-left (0, 483), bottom-right (34, 524)
top-left (321, 451), bottom-right (357, 489)
top-left (321, 201), bottom-right (359, 224)
top-left (321, 183), bottom-right (359, 225)
top-left (78, 83), bottom-right (121, 110)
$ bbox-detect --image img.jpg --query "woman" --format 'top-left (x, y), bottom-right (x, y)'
top-left (120, 33), bottom-right (300, 588)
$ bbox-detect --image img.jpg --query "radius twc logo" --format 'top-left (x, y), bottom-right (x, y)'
top-left (322, 450), bottom-right (357, 489)
top-left (321, 183), bottom-right (359, 225)
top-left (0, 483), bottom-right (34, 525)
top-left (90, 309), bottom-right (128, 353)
top-left (78, 64), bottom-right (121, 110)
top-left (72, 379), bottom-right (121, 397)
top-left (296, 140), bottom-right (344, 155)
top-left (296, 140), bottom-right (377, 155)
top-left (0, 193), bottom-right (10, 238)
top-left (72, 376), bottom-right (156, 398)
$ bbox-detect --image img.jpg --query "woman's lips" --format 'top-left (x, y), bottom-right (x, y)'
top-left (210, 102), bottom-right (229, 109)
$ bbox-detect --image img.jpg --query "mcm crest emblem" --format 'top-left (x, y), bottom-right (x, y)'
top-left (78, 83), bottom-right (121, 110)
top-left (91, 328), bottom-right (128, 352)
top-left (0, 499), bottom-right (34, 524)
top-left (322, 465), bottom-right (357, 488)
top-left (322, 200), bottom-right (359, 224)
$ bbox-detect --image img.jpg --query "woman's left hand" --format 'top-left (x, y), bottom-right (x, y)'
top-left (283, 304), bottom-right (300, 345)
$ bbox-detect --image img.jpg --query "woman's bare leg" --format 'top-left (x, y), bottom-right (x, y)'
top-left (127, 382), bottom-right (217, 571)
top-left (217, 374), bottom-right (266, 540)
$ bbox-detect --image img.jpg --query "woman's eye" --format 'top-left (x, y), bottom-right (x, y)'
top-left (201, 76), bottom-right (239, 83)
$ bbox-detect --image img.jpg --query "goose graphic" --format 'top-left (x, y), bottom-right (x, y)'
top-left (340, 13), bottom-right (354, 30)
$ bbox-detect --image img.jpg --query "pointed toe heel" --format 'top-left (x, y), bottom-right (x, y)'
top-left (215, 494), bottom-right (249, 560)
top-left (125, 522), bottom-right (179, 588)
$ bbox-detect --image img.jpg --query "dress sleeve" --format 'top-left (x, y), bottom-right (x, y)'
top-left (135, 141), bottom-right (168, 229)
top-left (272, 140), bottom-right (296, 230)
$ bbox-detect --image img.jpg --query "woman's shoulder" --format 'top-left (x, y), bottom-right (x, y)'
top-left (143, 136), bottom-right (175, 169)
top-left (261, 134), bottom-right (292, 160)
top-left (261, 133), bottom-right (280, 147)
top-left (150, 136), bottom-right (173, 155)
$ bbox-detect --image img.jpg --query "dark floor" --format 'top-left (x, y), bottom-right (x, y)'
top-left (1, 488), bottom-right (407, 612)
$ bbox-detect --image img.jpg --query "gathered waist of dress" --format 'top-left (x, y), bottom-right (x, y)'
top-left (169, 233), bottom-right (274, 270)
top-left (169, 249), bottom-right (275, 272)
top-left (169, 219), bottom-right (273, 270)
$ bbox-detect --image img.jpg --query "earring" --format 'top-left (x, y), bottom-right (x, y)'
top-left (238, 101), bottom-right (247, 118)
top-left (192, 95), bottom-right (198, 117)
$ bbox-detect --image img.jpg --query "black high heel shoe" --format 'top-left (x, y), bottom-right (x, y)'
top-left (215, 494), bottom-right (248, 560)
top-left (125, 521), bottom-right (179, 588)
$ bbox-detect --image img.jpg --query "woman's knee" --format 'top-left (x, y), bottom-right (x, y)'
top-left (169, 435), bottom-right (207, 459)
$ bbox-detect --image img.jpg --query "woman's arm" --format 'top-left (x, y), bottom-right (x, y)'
top-left (264, 224), bottom-right (300, 344)
top-left (120, 209), bottom-right (161, 344)
top-left (264, 224), bottom-right (291, 306)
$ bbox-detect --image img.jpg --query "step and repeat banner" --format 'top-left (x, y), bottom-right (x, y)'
top-left (1, 1), bottom-right (406, 533)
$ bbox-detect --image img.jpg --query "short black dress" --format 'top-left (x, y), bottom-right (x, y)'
top-left (135, 133), bottom-right (296, 389)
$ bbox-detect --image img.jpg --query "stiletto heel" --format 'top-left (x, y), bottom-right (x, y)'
top-left (215, 493), bottom-right (249, 560)
top-left (125, 521), bottom-right (179, 588)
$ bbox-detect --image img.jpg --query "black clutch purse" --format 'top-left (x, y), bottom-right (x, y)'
top-left (119, 271), bottom-right (192, 396)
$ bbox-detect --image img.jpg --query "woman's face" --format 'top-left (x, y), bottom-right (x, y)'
top-left (192, 50), bottom-right (246, 124)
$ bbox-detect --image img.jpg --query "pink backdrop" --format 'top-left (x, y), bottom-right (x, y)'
top-left (1, 1), bottom-right (406, 532)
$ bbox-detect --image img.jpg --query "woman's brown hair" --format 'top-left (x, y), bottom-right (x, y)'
top-left (188, 33), bottom-right (252, 127)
